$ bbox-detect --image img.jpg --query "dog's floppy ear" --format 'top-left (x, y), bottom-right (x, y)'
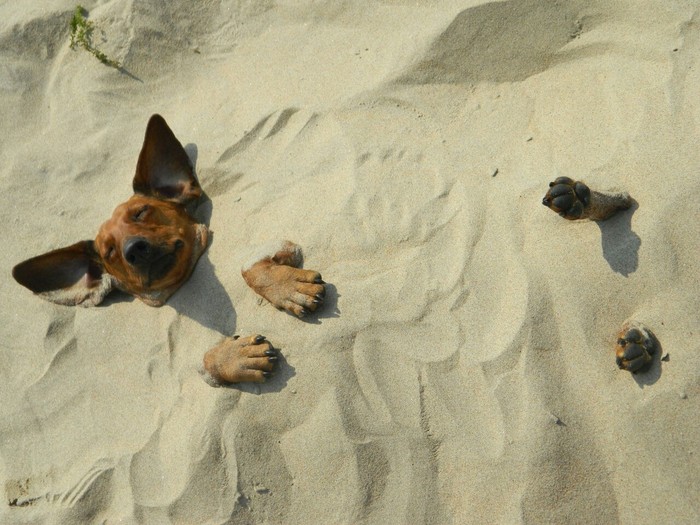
top-left (12, 241), bottom-right (115, 307)
top-left (132, 114), bottom-right (202, 204)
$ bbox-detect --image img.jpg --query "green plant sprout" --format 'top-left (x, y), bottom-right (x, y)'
top-left (69, 5), bottom-right (120, 68)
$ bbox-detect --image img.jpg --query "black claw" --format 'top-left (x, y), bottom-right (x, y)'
top-left (299, 308), bottom-right (307, 317)
top-left (314, 278), bottom-right (325, 284)
top-left (268, 356), bottom-right (278, 362)
top-left (264, 349), bottom-right (276, 357)
top-left (254, 335), bottom-right (266, 343)
top-left (262, 371), bottom-right (272, 378)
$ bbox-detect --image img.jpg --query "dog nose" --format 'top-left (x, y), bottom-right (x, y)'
top-left (124, 237), bottom-right (154, 266)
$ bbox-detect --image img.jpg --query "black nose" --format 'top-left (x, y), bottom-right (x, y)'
top-left (123, 237), bottom-right (155, 266)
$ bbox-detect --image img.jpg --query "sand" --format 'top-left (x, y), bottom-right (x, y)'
top-left (1, 0), bottom-right (699, 523)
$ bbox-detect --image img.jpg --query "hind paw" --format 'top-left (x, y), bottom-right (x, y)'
top-left (542, 177), bottom-right (591, 220)
top-left (615, 322), bottom-right (656, 373)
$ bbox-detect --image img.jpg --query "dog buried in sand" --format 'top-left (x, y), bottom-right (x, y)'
top-left (12, 114), bottom-right (326, 386)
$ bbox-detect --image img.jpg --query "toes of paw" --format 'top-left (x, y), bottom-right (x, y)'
top-left (242, 369), bottom-right (272, 383)
top-left (245, 334), bottom-right (266, 345)
top-left (242, 340), bottom-right (272, 357)
top-left (246, 356), bottom-right (276, 372)
top-left (543, 179), bottom-right (590, 216)
top-left (283, 301), bottom-right (307, 318)
top-left (311, 284), bottom-right (326, 299)
top-left (289, 291), bottom-right (321, 310)
top-left (296, 269), bottom-right (324, 284)
top-left (294, 284), bottom-right (325, 310)
top-left (296, 282), bottom-right (325, 296)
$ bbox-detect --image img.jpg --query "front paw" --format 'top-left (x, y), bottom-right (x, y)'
top-left (245, 263), bottom-right (326, 318)
top-left (202, 334), bottom-right (278, 385)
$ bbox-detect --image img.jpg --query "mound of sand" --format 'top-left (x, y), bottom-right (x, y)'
top-left (0, 1), bottom-right (698, 523)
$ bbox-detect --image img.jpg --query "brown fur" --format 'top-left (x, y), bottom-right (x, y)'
top-left (12, 115), bottom-right (325, 385)
top-left (13, 115), bottom-right (208, 307)
top-left (94, 195), bottom-right (208, 306)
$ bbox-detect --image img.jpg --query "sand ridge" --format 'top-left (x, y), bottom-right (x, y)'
top-left (1, 1), bottom-right (699, 523)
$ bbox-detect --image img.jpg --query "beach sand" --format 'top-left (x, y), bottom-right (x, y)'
top-left (1, 1), bottom-right (698, 523)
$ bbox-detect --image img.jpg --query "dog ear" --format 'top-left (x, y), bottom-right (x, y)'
top-left (12, 241), bottom-right (115, 307)
top-left (132, 114), bottom-right (202, 204)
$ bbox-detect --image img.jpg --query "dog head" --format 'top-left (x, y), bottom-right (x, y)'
top-left (12, 115), bottom-right (209, 307)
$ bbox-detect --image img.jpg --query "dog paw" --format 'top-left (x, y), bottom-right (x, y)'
top-left (542, 176), bottom-right (591, 220)
top-left (245, 263), bottom-right (326, 318)
top-left (542, 177), bottom-right (633, 221)
top-left (615, 322), bottom-right (656, 373)
top-left (202, 334), bottom-right (277, 385)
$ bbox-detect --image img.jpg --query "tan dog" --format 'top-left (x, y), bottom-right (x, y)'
top-left (12, 115), bottom-right (325, 385)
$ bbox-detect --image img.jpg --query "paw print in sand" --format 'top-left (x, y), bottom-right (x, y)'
top-left (615, 322), bottom-right (656, 373)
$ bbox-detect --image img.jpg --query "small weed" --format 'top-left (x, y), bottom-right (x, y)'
top-left (69, 5), bottom-right (120, 68)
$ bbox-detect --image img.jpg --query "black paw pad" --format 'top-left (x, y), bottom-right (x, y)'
top-left (542, 177), bottom-right (591, 220)
top-left (615, 324), bottom-right (656, 373)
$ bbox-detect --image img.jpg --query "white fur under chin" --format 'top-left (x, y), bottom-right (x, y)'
top-left (240, 240), bottom-right (302, 272)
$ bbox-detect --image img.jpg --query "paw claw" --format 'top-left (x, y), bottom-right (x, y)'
top-left (254, 334), bottom-right (266, 343)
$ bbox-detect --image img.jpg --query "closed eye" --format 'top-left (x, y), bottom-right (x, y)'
top-left (132, 205), bottom-right (150, 221)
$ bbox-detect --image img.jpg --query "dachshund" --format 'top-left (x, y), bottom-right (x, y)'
top-left (12, 115), bottom-right (325, 385)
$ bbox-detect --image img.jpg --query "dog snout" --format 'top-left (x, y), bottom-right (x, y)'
top-left (124, 237), bottom-right (155, 266)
